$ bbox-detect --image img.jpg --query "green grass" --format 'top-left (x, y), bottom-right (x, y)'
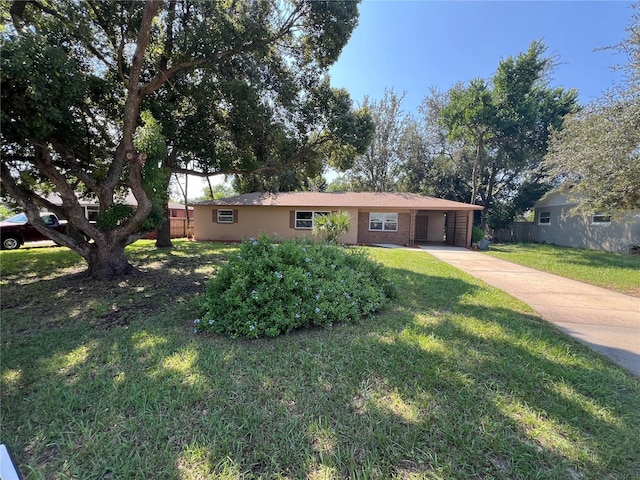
top-left (2, 240), bottom-right (639, 479)
top-left (484, 243), bottom-right (640, 297)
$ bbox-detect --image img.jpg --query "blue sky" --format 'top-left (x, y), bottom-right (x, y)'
top-left (328, 1), bottom-right (635, 114)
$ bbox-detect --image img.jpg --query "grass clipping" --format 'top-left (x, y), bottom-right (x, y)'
top-left (195, 235), bottom-right (397, 338)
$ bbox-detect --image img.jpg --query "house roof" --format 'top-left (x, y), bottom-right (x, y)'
top-left (168, 202), bottom-right (193, 211)
top-left (192, 191), bottom-right (483, 211)
top-left (534, 188), bottom-right (576, 208)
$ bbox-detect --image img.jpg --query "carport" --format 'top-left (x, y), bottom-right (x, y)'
top-left (408, 207), bottom-right (481, 248)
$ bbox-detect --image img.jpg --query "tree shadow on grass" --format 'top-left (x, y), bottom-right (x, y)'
top-left (2, 251), bottom-right (640, 479)
top-left (0, 241), bottom-right (235, 336)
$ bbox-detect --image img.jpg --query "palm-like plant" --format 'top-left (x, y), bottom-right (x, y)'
top-left (313, 212), bottom-right (351, 244)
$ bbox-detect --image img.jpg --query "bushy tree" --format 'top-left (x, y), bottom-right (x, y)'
top-left (326, 175), bottom-right (353, 192)
top-left (348, 88), bottom-right (410, 191)
top-left (0, 0), bottom-right (372, 279)
top-left (439, 41), bottom-right (579, 228)
top-left (399, 87), bottom-right (472, 202)
top-left (544, 6), bottom-right (640, 213)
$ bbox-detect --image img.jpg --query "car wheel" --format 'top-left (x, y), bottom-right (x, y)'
top-left (1, 236), bottom-right (21, 250)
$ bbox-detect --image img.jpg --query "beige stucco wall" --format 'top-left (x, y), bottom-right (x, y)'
top-left (193, 206), bottom-right (360, 244)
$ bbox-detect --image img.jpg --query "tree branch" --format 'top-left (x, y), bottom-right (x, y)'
top-left (107, 0), bottom-right (161, 194)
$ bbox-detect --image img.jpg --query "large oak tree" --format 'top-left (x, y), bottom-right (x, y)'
top-left (1, 0), bottom-right (371, 278)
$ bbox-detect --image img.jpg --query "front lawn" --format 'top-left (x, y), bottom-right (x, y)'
top-left (484, 243), bottom-right (640, 297)
top-left (1, 240), bottom-right (639, 479)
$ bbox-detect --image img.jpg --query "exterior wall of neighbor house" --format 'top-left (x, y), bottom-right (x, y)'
top-left (193, 206), bottom-right (360, 244)
top-left (170, 208), bottom-right (188, 218)
top-left (534, 204), bottom-right (640, 252)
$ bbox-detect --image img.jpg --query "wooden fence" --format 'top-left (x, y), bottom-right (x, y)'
top-left (169, 217), bottom-right (193, 238)
top-left (145, 218), bottom-right (193, 240)
top-left (490, 222), bottom-right (536, 243)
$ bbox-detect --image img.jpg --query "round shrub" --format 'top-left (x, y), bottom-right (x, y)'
top-left (195, 235), bottom-right (397, 338)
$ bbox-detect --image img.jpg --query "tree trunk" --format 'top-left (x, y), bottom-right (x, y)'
top-left (480, 164), bottom-right (497, 232)
top-left (155, 203), bottom-right (173, 248)
top-left (471, 136), bottom-right (483, 205)
top-left (86, 242), bottom-right (137, 280)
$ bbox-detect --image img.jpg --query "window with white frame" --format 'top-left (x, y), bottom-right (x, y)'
top-left (591, 213), bottom-right (611, 225)
top-left (85, 206), bottom-right (99, 222)
top-left (295, 211), bottom-right (329, 229)
top-left (217, 209), bottom-right (234, 223)
top-left (538, 211), bottom-right (551, 225)
top-left (369, 212), bottom-right (398, 231)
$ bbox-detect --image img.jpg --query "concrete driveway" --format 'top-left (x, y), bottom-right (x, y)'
top-left (419, 246), bottom-right (640, 378)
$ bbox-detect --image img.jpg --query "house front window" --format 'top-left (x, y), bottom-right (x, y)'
top-left (591, 213), bottom-right (611, 225)
top-left (370, 212), bottom-right (398, 231)
top-left (538, 211), bottom-right (551, 225)
top-left (217, 209), bottom-right (234, 223)
top-left (295, 211), bottom-right (329, 229)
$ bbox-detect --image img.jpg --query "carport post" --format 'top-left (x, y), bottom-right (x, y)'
top-left (409, 209), bottom-right (416, 245)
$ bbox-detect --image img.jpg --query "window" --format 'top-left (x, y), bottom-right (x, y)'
top-left (43, 214), bottom-right (57, 226)
top-left (591, 213), bottom-right (611, 225)
top-left (217, 209), bottom-right (234, 223)
top-left (538, 211), bottom-right (551, 225)
top-left (86, 206), bottom-right (99, 222)
top-left (295, 211), bottom-right (329, 229)
top-left (369, 212), bottom-right (398, 231)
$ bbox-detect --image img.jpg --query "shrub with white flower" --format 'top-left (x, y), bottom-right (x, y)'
top-left (195, 234), bottom-right (397, 338)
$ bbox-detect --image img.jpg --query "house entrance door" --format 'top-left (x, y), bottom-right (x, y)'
top-left (415, 215), bottom-right (428, 242)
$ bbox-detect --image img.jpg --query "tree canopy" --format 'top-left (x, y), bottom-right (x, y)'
top-left (543, 7), bottom-right (640, 214)
top-left (438, 41), bottom-right (579, 228)
top-left (347, 89), bottom-right (418, 192)
top-left (1, 0), bottom-right (372, 278)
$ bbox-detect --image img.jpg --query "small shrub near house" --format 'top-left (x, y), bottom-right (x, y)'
top-left (195, 235), bottom-right (397, 338)
top-left (472, 225), bottom-right (485, 243)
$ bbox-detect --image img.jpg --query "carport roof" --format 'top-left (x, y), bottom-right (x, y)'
top-left (193, 191), bottom-right (483, 211)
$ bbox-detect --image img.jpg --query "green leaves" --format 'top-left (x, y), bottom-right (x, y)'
top-left (196, 235), bottom-right (396, 338)
top-left (97, 204), bottom-right (135, 230)
top-left (436, 41), bottom-right (579, 225)
top-left (543, 11), bottom-right (640, 214)
top-left (440, 78), bottom-right (497, 143)
top-left (312, 211), bottom-right (351, 243)
top-left (134, 111), bottom-right (170, 232)
top-left (303, 1), bottom-right (361, 68)
top-left (134, 111), bottom-right (167, 164)
top-left (1, 33), bottom-right (89, 143)
top-left (1, 0), bottom-right (367, 277)
top-left (544, 95), bottom-right (640, 213)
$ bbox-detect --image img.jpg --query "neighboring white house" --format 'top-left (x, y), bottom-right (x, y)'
top-left (534, 190), bottom-right (640, 253)
top-left (45, 192), bottom-right (192, 220)
top-left (45, 192), bottom-right (193, 238)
